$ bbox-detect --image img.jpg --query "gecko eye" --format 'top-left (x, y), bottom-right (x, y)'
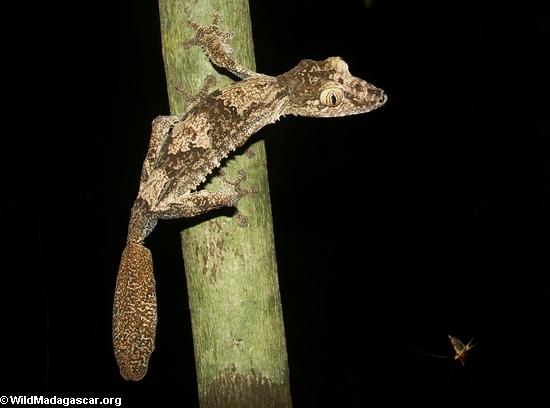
top-left (320, 88), bottom-right (343, 107)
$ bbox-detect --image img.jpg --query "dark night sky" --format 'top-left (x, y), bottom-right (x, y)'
top-left (1, 0), bottom-right (543, 407)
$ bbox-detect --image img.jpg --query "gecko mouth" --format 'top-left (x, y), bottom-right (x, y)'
top-left (369, 88), bottom-right (387, 106)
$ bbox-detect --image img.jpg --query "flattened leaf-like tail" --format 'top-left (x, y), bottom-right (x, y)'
top-left (112, 243), bottom-right (157, 381)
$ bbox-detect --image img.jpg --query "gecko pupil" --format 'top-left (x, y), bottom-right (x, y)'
top-left (330, 94), bottom-right (337, 105)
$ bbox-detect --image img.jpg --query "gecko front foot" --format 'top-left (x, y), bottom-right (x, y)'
top-left (183, 13), bottom-right (234, 55)
top-left (182, 13), bottom-right (254, 79)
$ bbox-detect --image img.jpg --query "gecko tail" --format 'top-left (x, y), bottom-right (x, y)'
top-left (112, 243), bottom-right (157, 381)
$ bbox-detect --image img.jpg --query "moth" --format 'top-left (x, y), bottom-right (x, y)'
top-left (448, 335), bottom-right (475, 366)
top-left (404, 334), bottom-right (476, 367)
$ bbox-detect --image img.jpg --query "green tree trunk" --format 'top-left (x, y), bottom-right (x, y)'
top-left (157, 1), bottom-right (292, 406)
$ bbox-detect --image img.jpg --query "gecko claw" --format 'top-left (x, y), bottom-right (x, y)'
top-left (212, 13), bottom-right (222, 25)
top-left (234, 170), bottom-right (247, 183)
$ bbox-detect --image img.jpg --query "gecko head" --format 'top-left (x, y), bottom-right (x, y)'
top-left (279, 57), bottom-right (387, 117)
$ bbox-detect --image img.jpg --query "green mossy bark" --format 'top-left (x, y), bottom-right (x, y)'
top-left (157, 1), bottom-right (292, 406)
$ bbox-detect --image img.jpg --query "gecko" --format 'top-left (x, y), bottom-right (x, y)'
top-left (112, 13), bottom-right (387, 381)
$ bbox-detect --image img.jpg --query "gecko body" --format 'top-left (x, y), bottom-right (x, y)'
top-left (113, 14), bottom-right (387, 381)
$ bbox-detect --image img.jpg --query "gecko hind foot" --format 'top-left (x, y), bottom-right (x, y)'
top-left (219, 170), bottom-right (257, 202)
top-left (218, 170), bottom-right (256, 227)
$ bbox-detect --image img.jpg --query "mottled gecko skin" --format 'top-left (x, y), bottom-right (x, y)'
top-left (113, 13), bottom-right (387, 381)
top-left (113, 244), bottom-right (155, 381)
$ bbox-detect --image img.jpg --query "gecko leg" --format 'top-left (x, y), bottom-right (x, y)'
top-left (153, 170), bottom-right (256, 223)
top-left (154, 190), bottom-right (239, 219)
top-left (144, 72), bottom-right (218, 183)
top-left (182, 13), bottom-right (256, 79)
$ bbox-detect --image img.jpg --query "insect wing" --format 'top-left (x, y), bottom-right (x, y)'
top-left (448, 335), bottom-right (474, 366)
top-left (448, 335), bottom-right (465, 355)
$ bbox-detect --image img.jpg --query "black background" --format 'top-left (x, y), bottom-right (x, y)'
top-left (1, 0), bottom-right (543, 407)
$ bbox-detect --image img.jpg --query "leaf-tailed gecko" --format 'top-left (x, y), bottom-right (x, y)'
top-left (112, 13), bottom-right (387, 381)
